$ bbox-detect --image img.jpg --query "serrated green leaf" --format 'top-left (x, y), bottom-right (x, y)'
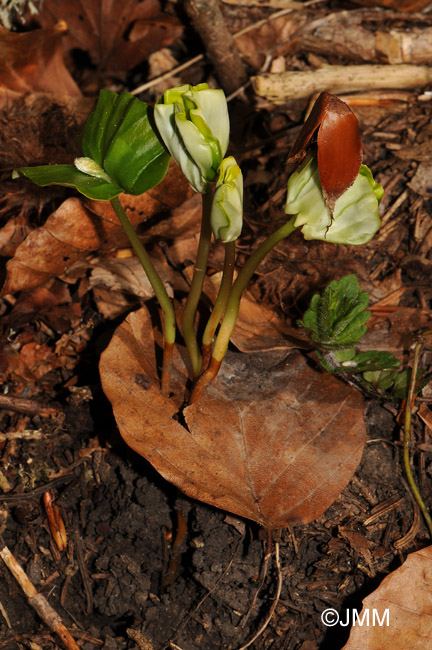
top-left (12, 165), bottom-right (123, 200)
top-left (362, 367), bottom-right (428, 397)
top-left (334, 349), bottom-right (357, 363)
top-left (333, 350), bottom-right (400, 374)
top-left (301, 274), bottom-right (370, 348)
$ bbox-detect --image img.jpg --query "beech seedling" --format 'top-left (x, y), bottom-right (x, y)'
top-left (13, 87), bottom-right (383, 403)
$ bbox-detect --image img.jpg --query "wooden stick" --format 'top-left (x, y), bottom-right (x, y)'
top-left (0, 545), bottom-right (80, 650)
top-left (0, 394), bottom-right (61, 417)
top-left (252, 64), bottom-right (432, 103)
top-left (184, 0), bottom-right (248, 94)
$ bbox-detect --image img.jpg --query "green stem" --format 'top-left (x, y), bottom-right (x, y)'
top-left (189, 217), bottom-right (297, 403)
top-left (201, 240), bottom-right (236, 369)
top-left (403, 341), bottom-right (432, 537)
top-left (212, 217), bottom-right (297, 363)
top-left (110, 197), bottom-right (176, 395)
top-left (181, 186), bottom-right (214, 378)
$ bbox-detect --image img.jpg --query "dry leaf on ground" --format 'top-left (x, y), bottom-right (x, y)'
top-left (34, 0), bottom-right (183, 73)
top-left (342, 546), bottom-right (432, 649)
top-left (360, 308), bottom-right (432, 360)
top-left (100, 306), bottom-right (366, 529)
top-left (202, 274), bottom-right (309, 353)
top-left (0, 22), bottom-right (80, 96)
top-left (89, 254), bottom-right (174, 319)
top-left (235, 12), bottom-right (307, 69)
top-left (3, 164), bottom-right (191, 295)
top-left (228, 292), bottom-right (310, 352)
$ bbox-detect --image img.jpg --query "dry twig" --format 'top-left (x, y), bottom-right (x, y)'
top-left (0, 544), bottom-right (81, 650)
top-left (253, 64), bottom-right (432, 103)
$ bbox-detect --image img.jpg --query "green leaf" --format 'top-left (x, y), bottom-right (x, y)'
top-left (14, 90), bottom-right (171, 201)
top-left (362, 368), bottom-right (400, 391)
top-left (332, 350), bottom-right (400, 374)
top-left (285, 156), bottom-right (382, 245)
top-left (300, 274), bottom-right (429, 400)
top-left (12, 165), bottom-right (123, 200)
top-left (82, 89), bottom-right (170, 196)
top-left (362, 367), bottom-right (428, 398)
top-left (300, 274), bottom-right (370, 348)
top-left (392, 368), bottom-right (428, 399)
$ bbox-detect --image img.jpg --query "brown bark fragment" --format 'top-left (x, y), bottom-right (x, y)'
top-left (184, 0), bottom-right (248, 95)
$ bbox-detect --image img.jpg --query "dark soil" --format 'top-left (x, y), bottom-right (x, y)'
top-left (0, 373), bottom-right (427, 650)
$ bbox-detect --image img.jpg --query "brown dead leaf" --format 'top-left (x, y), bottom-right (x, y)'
top-left (235, 13), bottom-right (306, 69)
top-left (0, 215), bottom-right (30, 258)
top-left (6, 281), bottom-right (81, 333)
top-left (0, 22), bottom-right (81, 96)
top-left (89, 255), bottom-right (173, 299)
top-left (3, 163), bottom-right (191, 295)
top-left (89, 254), bottom-right (174, 319)
top-left (34, 0), bottom-right (183, 74)
top-left (100, 306), bottom-right (366, 529)
top-left (202, 274), bottom-right (309, 353)
top-left (342, 546), bottom-right (432, 650)
top-left (339, 526), bottom-right (373, 568)
top-left (232, 293), bottom-right (310, 352)
top-left (360, 308), bottom-right (432, 361)
top-left (19, 342), bottom-right (60, 380)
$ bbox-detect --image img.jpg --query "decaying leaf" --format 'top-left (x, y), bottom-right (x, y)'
top-left (100, 306), bottom-right (366, 529)
top-left (89, 254), bottom-right (174, 319)
top-left (234, 11), bottom-right (307, 70)
top-left (34, 0), bottom-right (183, 73)
top-left (203, 275), bottom-right (309, 353)
top-left (0, 21), bottom-right (81, 96)
top-left (342, 546), bottom-right (432, 649)
top-left (3, 163), bottom-right (191, 295)
top-left (360, 308), bottom-right (432, 361)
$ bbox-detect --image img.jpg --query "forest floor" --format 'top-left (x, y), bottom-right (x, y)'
top-left (1, 1), bottom-right (432, 649)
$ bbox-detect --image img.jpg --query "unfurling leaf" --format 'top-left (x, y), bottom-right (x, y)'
top-left (285, 156), bottom-right (382, 245)
top-left (154, 83), bottom-right (229, 193)
top-left (288, 92), bottom-right (362, 211)
top-left (211, 156), bottom-right (243, 242)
